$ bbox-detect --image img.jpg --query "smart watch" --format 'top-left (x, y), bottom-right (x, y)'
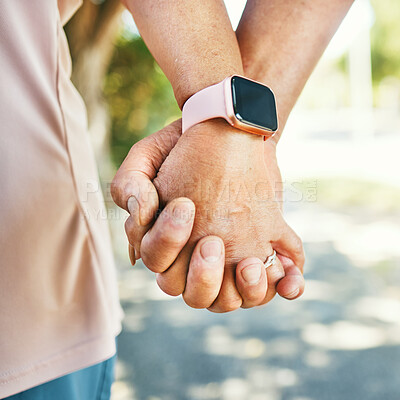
top-left (182, 75), bottom-right (278, 138)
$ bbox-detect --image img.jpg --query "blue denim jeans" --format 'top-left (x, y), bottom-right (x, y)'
top-left (4, 354), bottom-right (116, 400)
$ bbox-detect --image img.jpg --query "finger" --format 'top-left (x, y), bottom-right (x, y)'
top-left (235, 257), bottom-right (267, 309)
top-left (156, 243), bottom-right (192, 296)
top-left (260, 255), bottom-right (286, 305)
top-left (124, 192), bottom-right (156, 263)
top-left (126, 173), bottom-right (159, 227)
top-left (140, 198), bottom-right (195, 273)
top-left (207, 264), bottom-right (243, 313)
top-left (276, 255), bottom-right (305, 300)
top-left (112, 166), bottom-right (158, 226)
top-left (182, 237), bottom-right (225, 309)
top-left (111, 120), bottom-right (182, 213)
top-left (272, 222), bottom-right (305, 273)
top-left (112, 121), bottom-right (183, 264)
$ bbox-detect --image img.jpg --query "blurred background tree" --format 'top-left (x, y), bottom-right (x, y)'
top-left (65, 0), bottom-right (123, 179)
top-left (65, 0), bottom-right (179, 178)
top-left (102, 34), bottom-right (180, 168)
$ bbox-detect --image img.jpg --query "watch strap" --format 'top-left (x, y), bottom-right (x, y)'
top-left (182, 79), bottom-right (229, 133)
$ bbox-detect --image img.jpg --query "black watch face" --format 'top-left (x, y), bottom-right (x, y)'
top-left (231, 76), bottom-right (278, 132)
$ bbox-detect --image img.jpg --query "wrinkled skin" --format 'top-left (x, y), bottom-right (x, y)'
top-left (152, 120), bottom-right (304, 311)
top-left (111, 119), bottom-right (305, 312)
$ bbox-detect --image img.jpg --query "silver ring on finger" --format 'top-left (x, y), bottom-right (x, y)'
top-left (264, 250), bottom-right (277, 269)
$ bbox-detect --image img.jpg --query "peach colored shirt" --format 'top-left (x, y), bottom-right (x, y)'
top-left (0, 1), bottom-right (123, 397)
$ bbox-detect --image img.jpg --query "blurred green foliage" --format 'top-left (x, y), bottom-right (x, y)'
top-left (370, 0), bottom-right (400, 84)
top-left (103, 34), bottom-right (180, 167)
top-left (104, 1), bottom-right (400, 168)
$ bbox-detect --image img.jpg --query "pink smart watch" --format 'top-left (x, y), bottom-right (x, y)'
top-left (182, 75), bottom-right (278, 138)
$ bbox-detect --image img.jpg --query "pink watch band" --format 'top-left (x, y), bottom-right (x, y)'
top-left (181, 75), bottom-right (276, 141)
top-left (182, 79), bottom-right (230, 133)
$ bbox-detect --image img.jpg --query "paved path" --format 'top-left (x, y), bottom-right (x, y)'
top-left (110, 198), bottom-right (400, 400)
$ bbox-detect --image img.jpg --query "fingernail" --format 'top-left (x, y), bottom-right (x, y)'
top-left (241, 263), bottom-right (262, 285)
top-left (200, 240), bottom-right (222, 262)
top-left (127, 196), bottom-right (141, 224)
top-left (171, 201), bottom-right (194, 225)
top-left (127, 195), bottom-right (155, 226)
top-left (128, 244), bottom-right (136, 266)
top-left (286, 288), bottom-right (300, 299)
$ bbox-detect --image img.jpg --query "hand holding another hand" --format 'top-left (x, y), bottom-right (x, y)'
top-left (111, 120), bottom-right (305, 312)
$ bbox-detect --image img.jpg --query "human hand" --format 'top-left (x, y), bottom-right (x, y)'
top-left (151, 119), bottom-right (305, 312)
top-left (111, 120), bottom-right (305, 312)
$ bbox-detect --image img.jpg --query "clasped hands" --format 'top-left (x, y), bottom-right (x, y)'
top-left (111, 119), bottom-right (305, 312)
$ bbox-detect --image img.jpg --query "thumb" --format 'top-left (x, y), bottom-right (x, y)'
top-left (111, 119), bottom-right (182, 223)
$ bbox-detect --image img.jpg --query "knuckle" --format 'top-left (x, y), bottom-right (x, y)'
top-left (291, 233), bottom-right (304, 255)
top-left (182, 293), bottom-right (209, 309)
top-left (140, 234), bottom-right (177, 274)
top-left (110, 175), bottom-right (122, 206)
top-left (243, 289), bottom-right (265, 304)
top-left (267, 266), bottom-right (285, 286)
top-left (212, 296), bottom-right (242, 313)
top-left (156, 274), bottom-right (184, 296)
top-left (241, 302), bottom-right (258, 309)
top-left (192, 267), bottom-right (219, 290)
top-left (141, 252), bottom-right (164, 273)
top-left (156, 224), bottom-right (187, 248)
top-left (128, 140), bottom-right (144, 155)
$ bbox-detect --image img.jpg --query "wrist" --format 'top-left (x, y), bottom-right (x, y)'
top-left (184, 119), bottom-right (264, 157)
top-left (175, 67), bottom-right (244, 110)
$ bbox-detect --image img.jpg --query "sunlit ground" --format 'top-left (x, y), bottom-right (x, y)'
top-left (108, 125), bottom-right (400, 399)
